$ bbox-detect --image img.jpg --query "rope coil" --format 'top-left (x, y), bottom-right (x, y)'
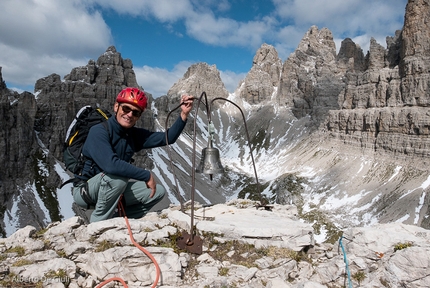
top-left (96, 196), bottom-right (161, 288)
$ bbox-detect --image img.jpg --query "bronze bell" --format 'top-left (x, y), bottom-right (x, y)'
top-left (196, 138), bottom-right (224, 179)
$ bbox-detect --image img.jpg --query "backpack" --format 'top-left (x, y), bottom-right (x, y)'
top-left (62, 105), bottom-right (111, 177)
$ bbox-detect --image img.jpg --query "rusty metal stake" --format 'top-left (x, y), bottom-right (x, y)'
top-left (176, 231), bottom-right (203, 254)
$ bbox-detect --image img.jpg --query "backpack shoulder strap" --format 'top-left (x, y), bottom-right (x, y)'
top-left (102, 120), bottom-right (109, 131)
top-left (102, 120), bottom-right (111, 141)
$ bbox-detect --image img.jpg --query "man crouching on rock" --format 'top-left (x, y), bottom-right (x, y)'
top-left (72, 87), bottom-right (193, 222)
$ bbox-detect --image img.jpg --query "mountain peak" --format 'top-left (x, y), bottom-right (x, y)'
top-left (237, 43), bottom-right (282, 104)
top-left (168, 62), bottom-right (228, 101)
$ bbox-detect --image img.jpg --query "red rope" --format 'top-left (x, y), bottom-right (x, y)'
top-left (96, 195), bottom-right (161, 288)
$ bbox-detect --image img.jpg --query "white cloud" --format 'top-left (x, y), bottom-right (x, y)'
top-left (151, 0), bottom-right (406, 56)
top-left (92, 0), bottom-right (274, 49)
top-left (89, 0), bottom-right (193, 21)
top-left (271, 0), bottom-right (406, 53)
top-left (134, 61), bottom-right (192, 98)
top-left (0, 43), bottom-right (87, 92)
top-left (274, 25), bottom-right (307, 60)
top-left (220, 70), bottom-right (247, 94)
top-left (0, 0), bottom-right (111, 88)
top-left (0, 0), bottom-right (111, 56)
top-left (185, 12), bottom-right (272, 49)
top-left (191, 0), bottom-right (231, 13)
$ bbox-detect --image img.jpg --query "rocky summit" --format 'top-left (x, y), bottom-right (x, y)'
top-left (1, 200), bottom-right (429, 288)
top-left (1, 0), bottom-right (430, 286)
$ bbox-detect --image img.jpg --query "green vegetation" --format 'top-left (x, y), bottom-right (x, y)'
top-left (45, 269), bottom-right (71, 286)
top-left (218, 267), bottom-right (229, 276)
top-left (394, 241), bottom-right (413, 252)
top-left (204, 235), bottom-right (311, 268)
top-left (352, 271), bottom-right (366, 285)
top-left (94, 240), bottom-right (117, 252)
top-left (12, 259), bottom-right (33, 267)
top-left (0, 271), bottom-right (53, 288)
top-left (159, 230), bottom-right (188, 254)
top-left (182, 230), bottom-right (311, 286)
top-left (56, 250), bottom-right (67, 258)
top-left (5, 246), bottom-right (26, 256)
top-left (0, 272), bottom-right (37, 288)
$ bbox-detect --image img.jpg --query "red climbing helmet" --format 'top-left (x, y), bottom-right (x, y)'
top-left (116, 87), bottom-right (147, 110)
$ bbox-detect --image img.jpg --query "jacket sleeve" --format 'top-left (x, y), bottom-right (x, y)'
top-left (83, 124), bottom-right (151, 182)
top-left (135, 115), bottom-right (187, 151)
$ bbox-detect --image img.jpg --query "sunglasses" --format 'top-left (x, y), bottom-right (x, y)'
top-left (120, 104), bottom-right (142, 117)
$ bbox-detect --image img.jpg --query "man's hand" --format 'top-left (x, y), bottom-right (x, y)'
top-left (146, 173), bottom-right (156, 198)
top-left (180, 95), bottom-right (194, 121)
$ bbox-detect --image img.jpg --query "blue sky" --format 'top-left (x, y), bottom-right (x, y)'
top-left (0, 0), bottom-right (407, 98)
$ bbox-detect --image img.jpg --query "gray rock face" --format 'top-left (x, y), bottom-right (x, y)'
top-left (0, 90), bottom-right (38, 189)
top-left (261, 0), bottom-right (430, 158)
top-left (336, 38), bottom-right (366, 72)
top-left (0, 67), bottom-right (40, 233)
top-left (326, 107), bottom-right (430, 159)
top-left (0, 68), bottom-right (6, 91)
top-left (400, 0), bottom-right (430, 107)
top-left (324, 0), bottom-right (430, 159)
top-left (238, 43), bottom-right (283, 104)
top-left (63, 46), bottom-right (138, 88)
top-left (276, 26), bottom-right (344, 124)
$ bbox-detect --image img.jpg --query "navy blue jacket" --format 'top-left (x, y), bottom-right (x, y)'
top-left (80, 115), bottom-right (186, 182)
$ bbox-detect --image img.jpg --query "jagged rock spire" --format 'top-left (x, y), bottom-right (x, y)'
top-left (400, 0), bottom-right (430, 106)
top-left (238, 43), bottom-right (282, 104)
top-left (167, 62), bottom-right (228, 101)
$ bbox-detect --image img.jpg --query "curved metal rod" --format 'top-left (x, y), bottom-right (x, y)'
top-left (164, 102), bottom-right (186, 211)
top-left (163, 92), bottom-right (209, 216)
top-left (209, 97), bottom-right (263, 204)
top-left (165, 92), bottom-right (264, 248)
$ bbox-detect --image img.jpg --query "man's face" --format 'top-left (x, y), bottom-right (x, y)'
top-left (114, 102), bottom-right (142, 128)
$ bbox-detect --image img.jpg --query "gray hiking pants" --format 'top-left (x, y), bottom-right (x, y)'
top-left (72, 173), bottom-right (165, 223)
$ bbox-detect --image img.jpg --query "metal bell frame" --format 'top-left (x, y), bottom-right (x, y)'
top-left (165, 91), bottom-right (264, 254)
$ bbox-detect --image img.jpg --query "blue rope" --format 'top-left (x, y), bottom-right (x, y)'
top-left (339, 235), bottom-right (353, 288)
